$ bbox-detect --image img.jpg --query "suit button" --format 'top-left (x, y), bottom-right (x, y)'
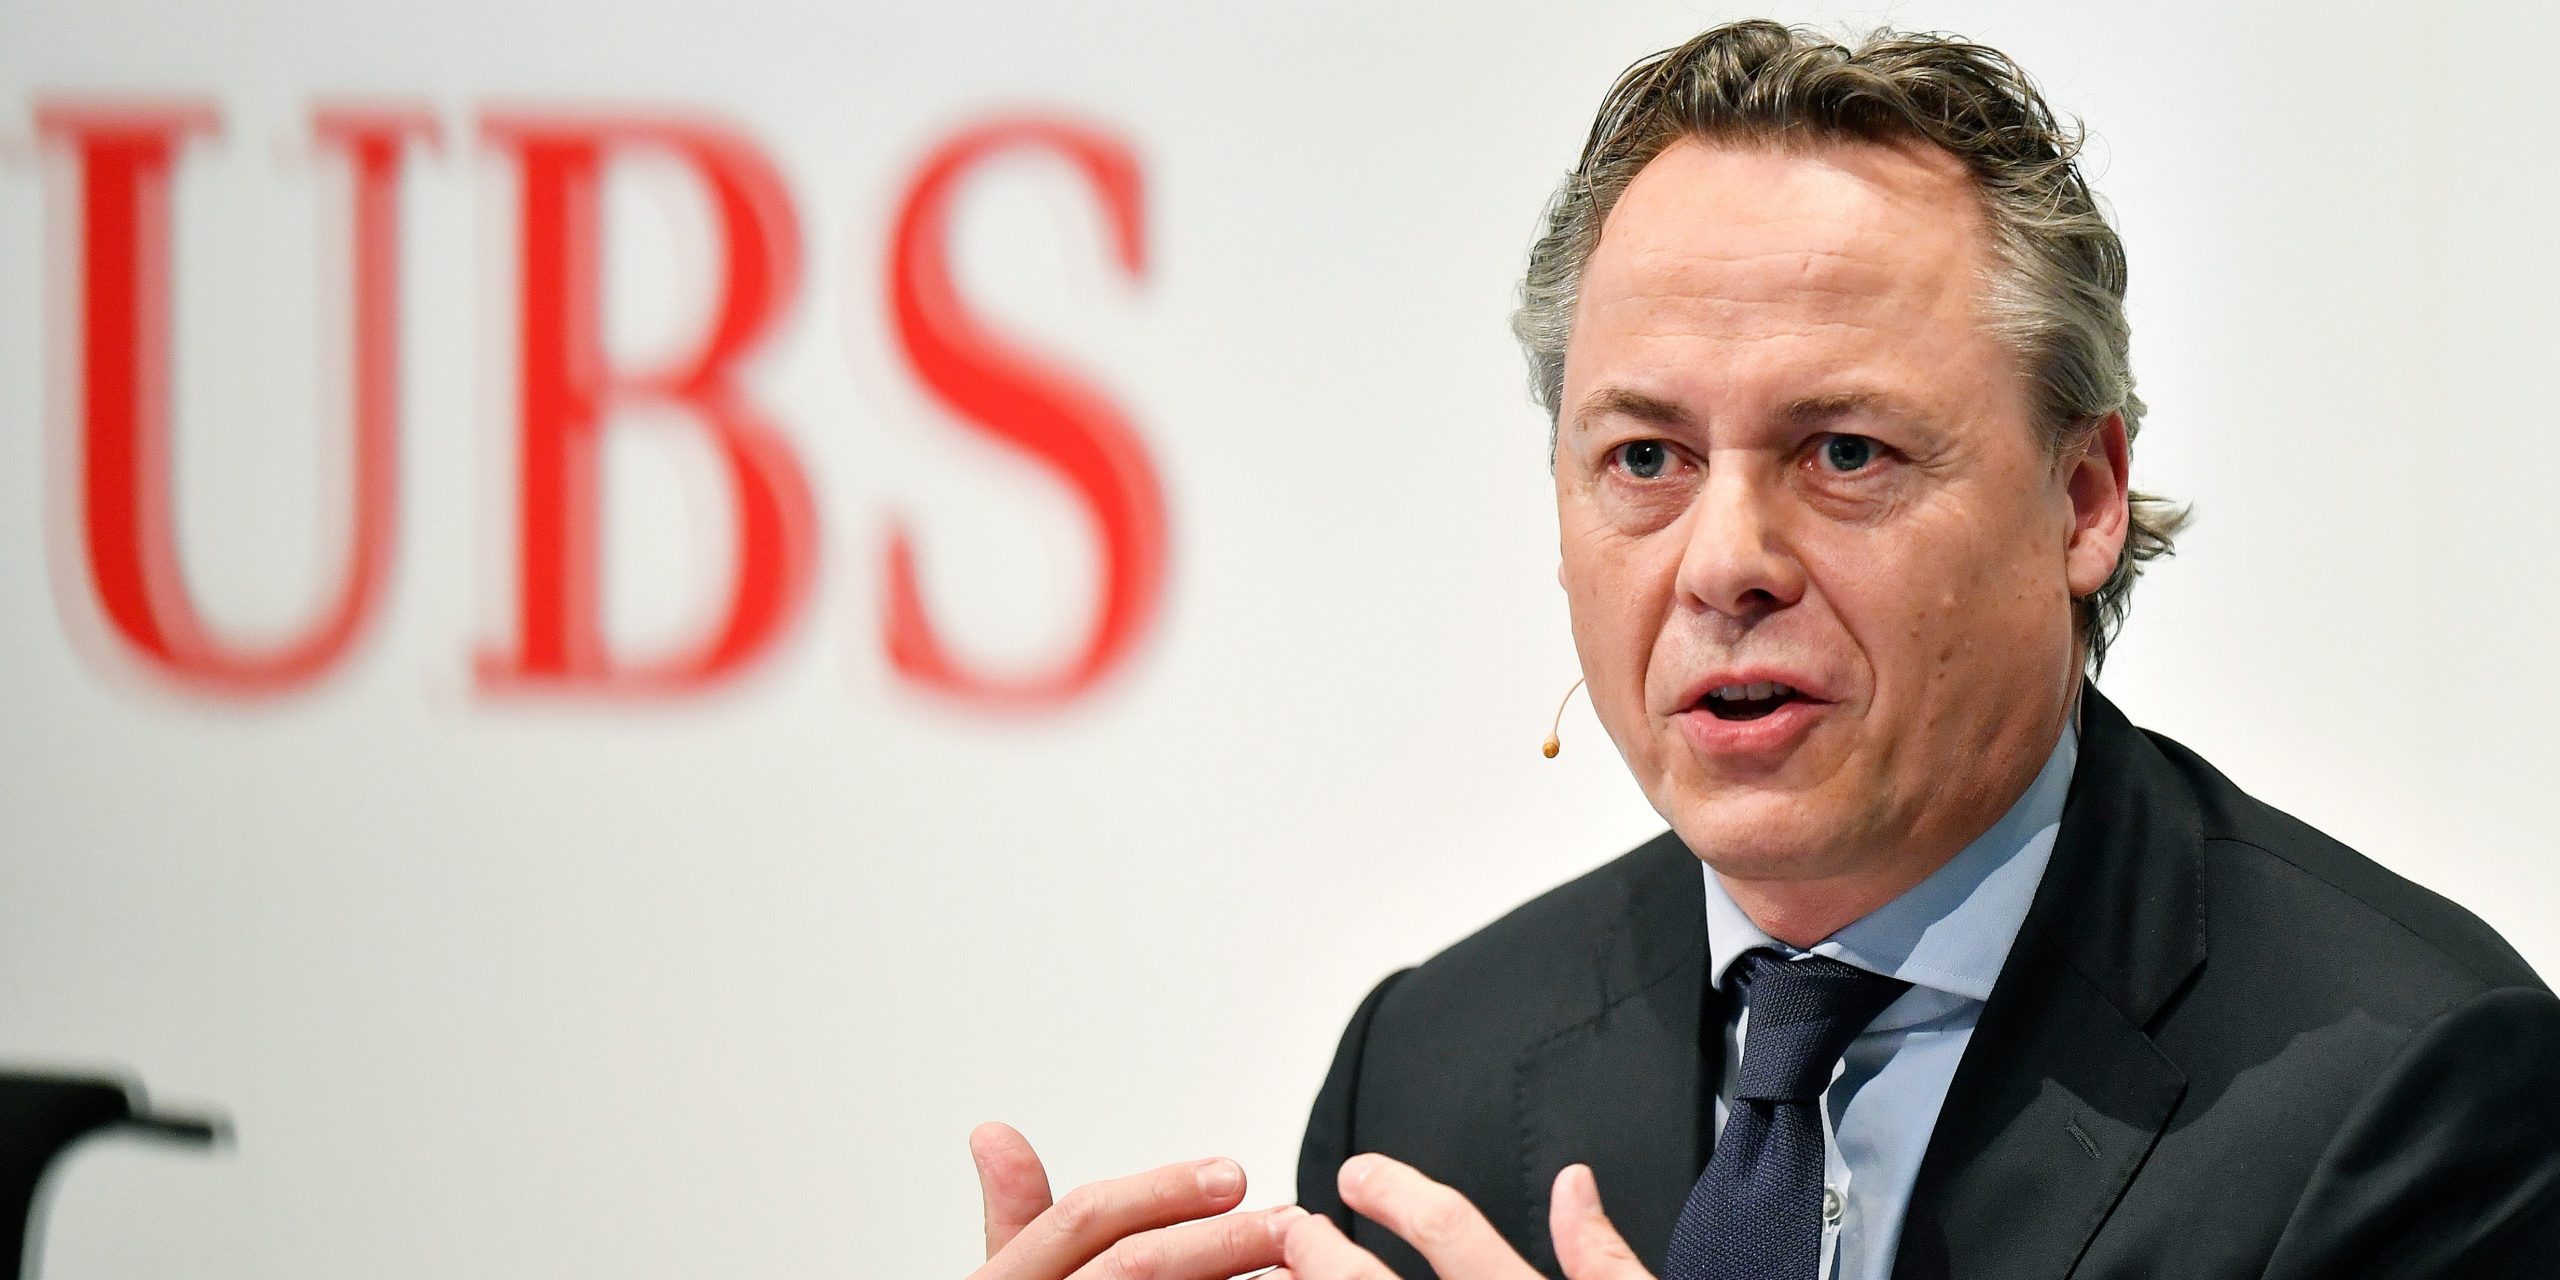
top-left (1822, 1186), bottom-right (1844, 1227)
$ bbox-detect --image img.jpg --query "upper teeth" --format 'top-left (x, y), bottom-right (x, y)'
top-left (1710, 682), bottom-right (1794, 702)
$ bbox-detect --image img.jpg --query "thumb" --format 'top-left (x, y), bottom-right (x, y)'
top-left (1549, 1164), bottom-right (1651, 1280)
top-left (970, 1121), bottom-right (1055, 1260)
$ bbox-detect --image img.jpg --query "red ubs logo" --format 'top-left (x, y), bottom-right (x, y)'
top-left (29, 101), bottom-right (1168, 708)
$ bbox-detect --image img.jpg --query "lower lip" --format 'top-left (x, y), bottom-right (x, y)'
top-left (1672, 698), bottom-right (1830, 761)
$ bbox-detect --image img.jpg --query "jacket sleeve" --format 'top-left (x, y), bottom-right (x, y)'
top-left (1296, 968), bottom-right (1412, 1231)
top-left (2264, 984), bottom-right (2560, 1278)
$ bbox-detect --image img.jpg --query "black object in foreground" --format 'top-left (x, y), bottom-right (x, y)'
top-left (0, 1071), bottom-right (228, 1280)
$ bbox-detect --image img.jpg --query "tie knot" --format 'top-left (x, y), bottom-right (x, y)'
top-left (1729, 949), bottom-right (1911, 1102)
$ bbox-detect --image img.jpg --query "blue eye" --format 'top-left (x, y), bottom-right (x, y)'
top-left (1821, 434), bottom-right (1877, 472)
top-left (1614, 440), bottom-right (1670, 478)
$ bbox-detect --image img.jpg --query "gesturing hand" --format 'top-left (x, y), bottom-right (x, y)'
top-left (1276, 1154), bottom-right (1653, 1280)
top-left (965, 1121), bottom-right (1307, 1280)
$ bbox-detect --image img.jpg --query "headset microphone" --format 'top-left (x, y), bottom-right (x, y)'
top-left (1542, 677), bottom-right (1587, 759)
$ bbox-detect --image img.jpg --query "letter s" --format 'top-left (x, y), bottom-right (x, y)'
top-left (883, 118), bottom-right (1168, 709)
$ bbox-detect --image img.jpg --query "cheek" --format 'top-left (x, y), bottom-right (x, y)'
top-left (1563, 554), bottom-right (1652, 674)
top-left (1808, 495), bottom-right (2062, 706)
top-left (1559, 531), bottom-right (1677, 743)
top-left (1560, 507), bottom-right (1659, 640)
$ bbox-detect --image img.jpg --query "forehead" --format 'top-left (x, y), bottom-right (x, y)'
top-left (1567, 135), bottom-right (2003, 407)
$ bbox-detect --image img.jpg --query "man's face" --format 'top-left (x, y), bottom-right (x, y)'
top-left (1554, 137), bottom-right (2126, 903)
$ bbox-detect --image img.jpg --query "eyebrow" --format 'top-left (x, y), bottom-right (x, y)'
top-left (1570, 386), bottom-right (1930, 438)
top-left (1570, 387), bottom-right (1696, 436)
top-left (1778, 391), bottom-right (1925, 429)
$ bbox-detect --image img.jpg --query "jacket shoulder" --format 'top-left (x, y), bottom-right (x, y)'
top-left (2145, 725), bottom-right (2546, 1000)
top-left (1364, 830), bottom-right (1697, 1050)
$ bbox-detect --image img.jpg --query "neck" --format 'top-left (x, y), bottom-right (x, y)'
top-left (1720, 871), bottom-right (1931, 950)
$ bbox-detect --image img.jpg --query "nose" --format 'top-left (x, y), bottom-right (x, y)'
top-left (1675, 463), bottom-right (1806, 621)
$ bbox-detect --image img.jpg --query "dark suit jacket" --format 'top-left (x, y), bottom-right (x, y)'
top-left (1297, 686), bottom-right (2560, 1278)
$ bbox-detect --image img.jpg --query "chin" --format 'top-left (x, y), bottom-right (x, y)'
top-left (1655, 785), bottom-right (1861, 884)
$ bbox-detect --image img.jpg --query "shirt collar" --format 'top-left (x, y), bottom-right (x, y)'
top-left (1700, 705), bottom-right (2080, 1005)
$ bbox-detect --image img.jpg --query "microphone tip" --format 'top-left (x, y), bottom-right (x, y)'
top-left (1542, 676), bottom-right (1584, 761)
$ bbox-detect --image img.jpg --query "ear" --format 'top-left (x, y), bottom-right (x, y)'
top-left (2062, 412), bottom-right (2131, 601)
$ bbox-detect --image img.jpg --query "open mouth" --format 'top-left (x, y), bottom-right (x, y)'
top-left (1700, 681), bottom-right (1805, 721)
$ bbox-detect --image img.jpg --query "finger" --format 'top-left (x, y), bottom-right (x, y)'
top-left (972, 1122), bottom-right (1055, 1259)
top-left (1336, 1153), bottom-right (1537, 1280)
top-left (989, 1155), bottom-right (1252, 1280)
top-left (1549, 1164), bottom-right (1652, 1280)
top-left (1069, 1204), bottom-right (1307, 1280)
top-left (1281, 1213), bottom-right (1397, 1280)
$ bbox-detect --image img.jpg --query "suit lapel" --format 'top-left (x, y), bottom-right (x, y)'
top-left (1891, 685), bottom-right (2206, 1280)
top-left (1513, 832), bottom-right (1713, 1277)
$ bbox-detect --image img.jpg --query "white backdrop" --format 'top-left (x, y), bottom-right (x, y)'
top-left (4, 1), bottom-right (2557, 1277)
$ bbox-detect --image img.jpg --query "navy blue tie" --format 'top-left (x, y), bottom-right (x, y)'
top-left (1663, 948), bottom-right (1911, 1280)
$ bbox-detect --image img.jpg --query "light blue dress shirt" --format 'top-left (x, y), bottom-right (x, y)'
top-left (1700, 715), bottom-right (2077, 1280)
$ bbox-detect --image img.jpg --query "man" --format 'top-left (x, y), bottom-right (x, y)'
top-left (957, 20), bottom-right (2560, 1280)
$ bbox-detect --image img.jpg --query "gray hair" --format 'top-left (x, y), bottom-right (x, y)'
top-left (1513, 19), bottom-right (2186, 673)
